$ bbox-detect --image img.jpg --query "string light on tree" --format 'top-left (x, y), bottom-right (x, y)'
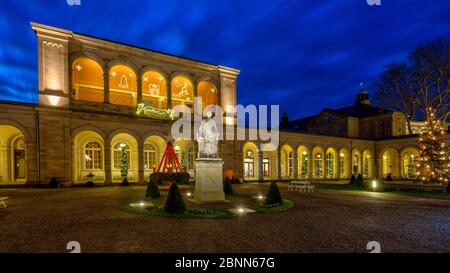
top-left (417, 108), bottom-right (450, 184)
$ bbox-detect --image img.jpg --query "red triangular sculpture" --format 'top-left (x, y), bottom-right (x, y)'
top-left (156, 141), bottom-right (182, 173)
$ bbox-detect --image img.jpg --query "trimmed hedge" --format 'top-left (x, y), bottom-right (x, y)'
top-left (446, 183), bottom-right (449, 194)
top-left (164, 182), bottom-right (186, 214)
top-left (146, 175), bottom-right (160, 199)
top-left (223, 177), bottom-right (234, 194)
top-left (150, 172), bottom-right (190, 185)
top-left (265, 181), bottom-right (282, 206)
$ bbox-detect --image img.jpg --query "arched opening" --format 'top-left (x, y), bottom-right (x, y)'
top-left (171, 75), bottom-right (194, 108)
top-left (325, 147), bottom-right (338, 179)
top-left (73, 130), bottom-right (105, 184)
top-left (173, 138), bottom-right (195, 177)
top-left (381, 148), bottom-right (399, 179)
top-left (297, 145), bottom-right (309, 179)
top-left (362, 150), bottom-right (373, 178)
top-left (142, 70), bottom-right (168, 109)
top-left (0, 125), bottom-right (27, 185)
top-left (312, 146), bottom-right (324, 179)
top-left (352, 150), bottom-right (361, 175)
top-left (143, 135), bottom-right (166, 181)
top-left (111, 133), bottom-right (138, 182)
top-left (243, 142), bottom-right (258, 180)
top-left (338, 148), bottom-right (350, 179)
top-left (280, 144), bottom-right (294, 178)
top-left (109, 65), bottom-right (137, 107)
top-left (72, 57), bottom-right (104, 103)
top-left (197, 81), bottom-right (218, 113)
top-left (262, 143), bottom-right (278, 180)
top-left (401, 147), bottom-right (420, 179)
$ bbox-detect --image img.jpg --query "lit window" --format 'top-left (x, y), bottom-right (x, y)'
top-left (85, 142), bottom-right (102, 170)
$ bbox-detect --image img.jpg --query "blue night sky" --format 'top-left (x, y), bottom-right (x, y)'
top-left (0, 0), bottom-right (449, 120)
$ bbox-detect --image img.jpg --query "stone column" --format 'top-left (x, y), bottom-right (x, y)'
top-left (138, 144), bottom-right (144, 184)
top-left (103, 72), bottom-right (110, 104)
top-left (397, 155), bottom-right (403, 179)
top-left (137, 76), bottom-right (142, 104)
top-left (257, 150), bottom-right (263, 181)
top-left (104, 144), bottom-right (112, 184)
top-left (167, 82), bottom-right (172, 109)
top-left (276, 149), bottom-right (281, 180)
top-left (308, 155), bottom-right (313, 180)
top-left (323, 155), bottom-right (328, 180)
top-left (293, 154), bottom-right (298, 179)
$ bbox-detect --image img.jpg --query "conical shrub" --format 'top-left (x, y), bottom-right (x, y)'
top-left (223, 177), bottom-right (234, 195)
top-left (349, 174), bottom-right (356, 185)
top-left (264, 181), bottom-right (282, 205)
top-left (356, 174), bottom-right (364, 186)
top-left (164, 182), bottom-right (186, 213)
top-left (146, 176), bottom-right (160, 199)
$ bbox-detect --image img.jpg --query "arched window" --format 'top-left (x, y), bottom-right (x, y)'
top-left (197, 81), bottom-right (218, 112)
top-left (72, 57), bottom-right (104, 103)
top-left (403, 153), bottom-right (417, 179)
top-left (314, 152), bottom-right (323, 177)
top-left (84, 142), bottom-right (102, 170)
top-left (288, 151), bottom-right (293, 177)
top-left (109, 65), bottom-right (137, 107)
top-left (113, 143), bottom-right (130, 169)
top-left (353, 154), bottom-right (359, 173)
top-left (300, 151), bottom-right (309, 178)
top-left (339, 152), bottom-right (345, 177)
top-left (326, 152), bottom-right (334, 178)
top-left (171, 76), bottom-right (194, 108)
top-left (142, 70), bottom-right (167, 109)
top-left (187, 146), bottom-right (194, 171)
top-left (144, 143), bottom-right (157, 171)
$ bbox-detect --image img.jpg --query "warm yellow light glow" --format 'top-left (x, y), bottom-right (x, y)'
top-left (48, 95), bottom-right (60, 106)
top-left (372, 180), bottom-right (377, 188)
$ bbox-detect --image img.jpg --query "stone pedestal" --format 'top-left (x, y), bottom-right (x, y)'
top-left (194, 158), bottom-right (225, 202)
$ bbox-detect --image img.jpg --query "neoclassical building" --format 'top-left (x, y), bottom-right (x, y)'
top-left (0, 23), bottom-right (448, 186)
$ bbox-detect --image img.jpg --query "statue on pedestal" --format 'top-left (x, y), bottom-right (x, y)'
top-left (196, 111), bottom-right (219, 159)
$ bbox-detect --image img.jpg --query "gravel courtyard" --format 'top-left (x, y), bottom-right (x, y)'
top-left (0, 183), bottom-right (449, 253)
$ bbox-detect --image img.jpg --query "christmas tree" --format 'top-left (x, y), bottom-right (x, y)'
top-left (417, 108), bottom-right (450, 184)
top-left (119, 144), bottom-right (129, 178)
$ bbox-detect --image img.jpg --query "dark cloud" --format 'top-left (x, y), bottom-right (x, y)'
top-left (0, 0), bottom-right (449, 119)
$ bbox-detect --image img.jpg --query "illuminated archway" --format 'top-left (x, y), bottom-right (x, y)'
top-left (173, 138), bottom-right (195, 177)
top-left (401, 147), bottom-right (420, 179)
top-left (109, 65), bottom-right (137, 107)
top-left (352, 149), bottom-right (361, 175)
top-left (338, 148), bottom-right (350, 179)
top-left (262, 143), bottom-right (278, 180)
top-left (171, 75), bottom-right (194, 108)
top-left (297, 145), bottom-right (309, 179)
top-left (280, 144), bottom-right (294, 178)
top-left (243, 142), bottom-right (258, 180)
top-left (197, 80), bottom-right (218, 113)
top-left (312, 146), bottom-right (324, 179)
top-left (381, 148), bottom-right (399, 179)
top-left (142, 70), bottom-right (168, 109)
top-left (325, 147), bottom-right (338, 179)
top-left (362, 149), bottom-right (373, 178)
top-left (73, 130), bottom-right (105, 184)
top-left (0, 125), bottom-right (27, 185)
top-left (143, 135), bottom-right (166, 181)
top-left (111, 133), bottom-right (138, 182)
top-left (72, 57), bottom-right (104, 103)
